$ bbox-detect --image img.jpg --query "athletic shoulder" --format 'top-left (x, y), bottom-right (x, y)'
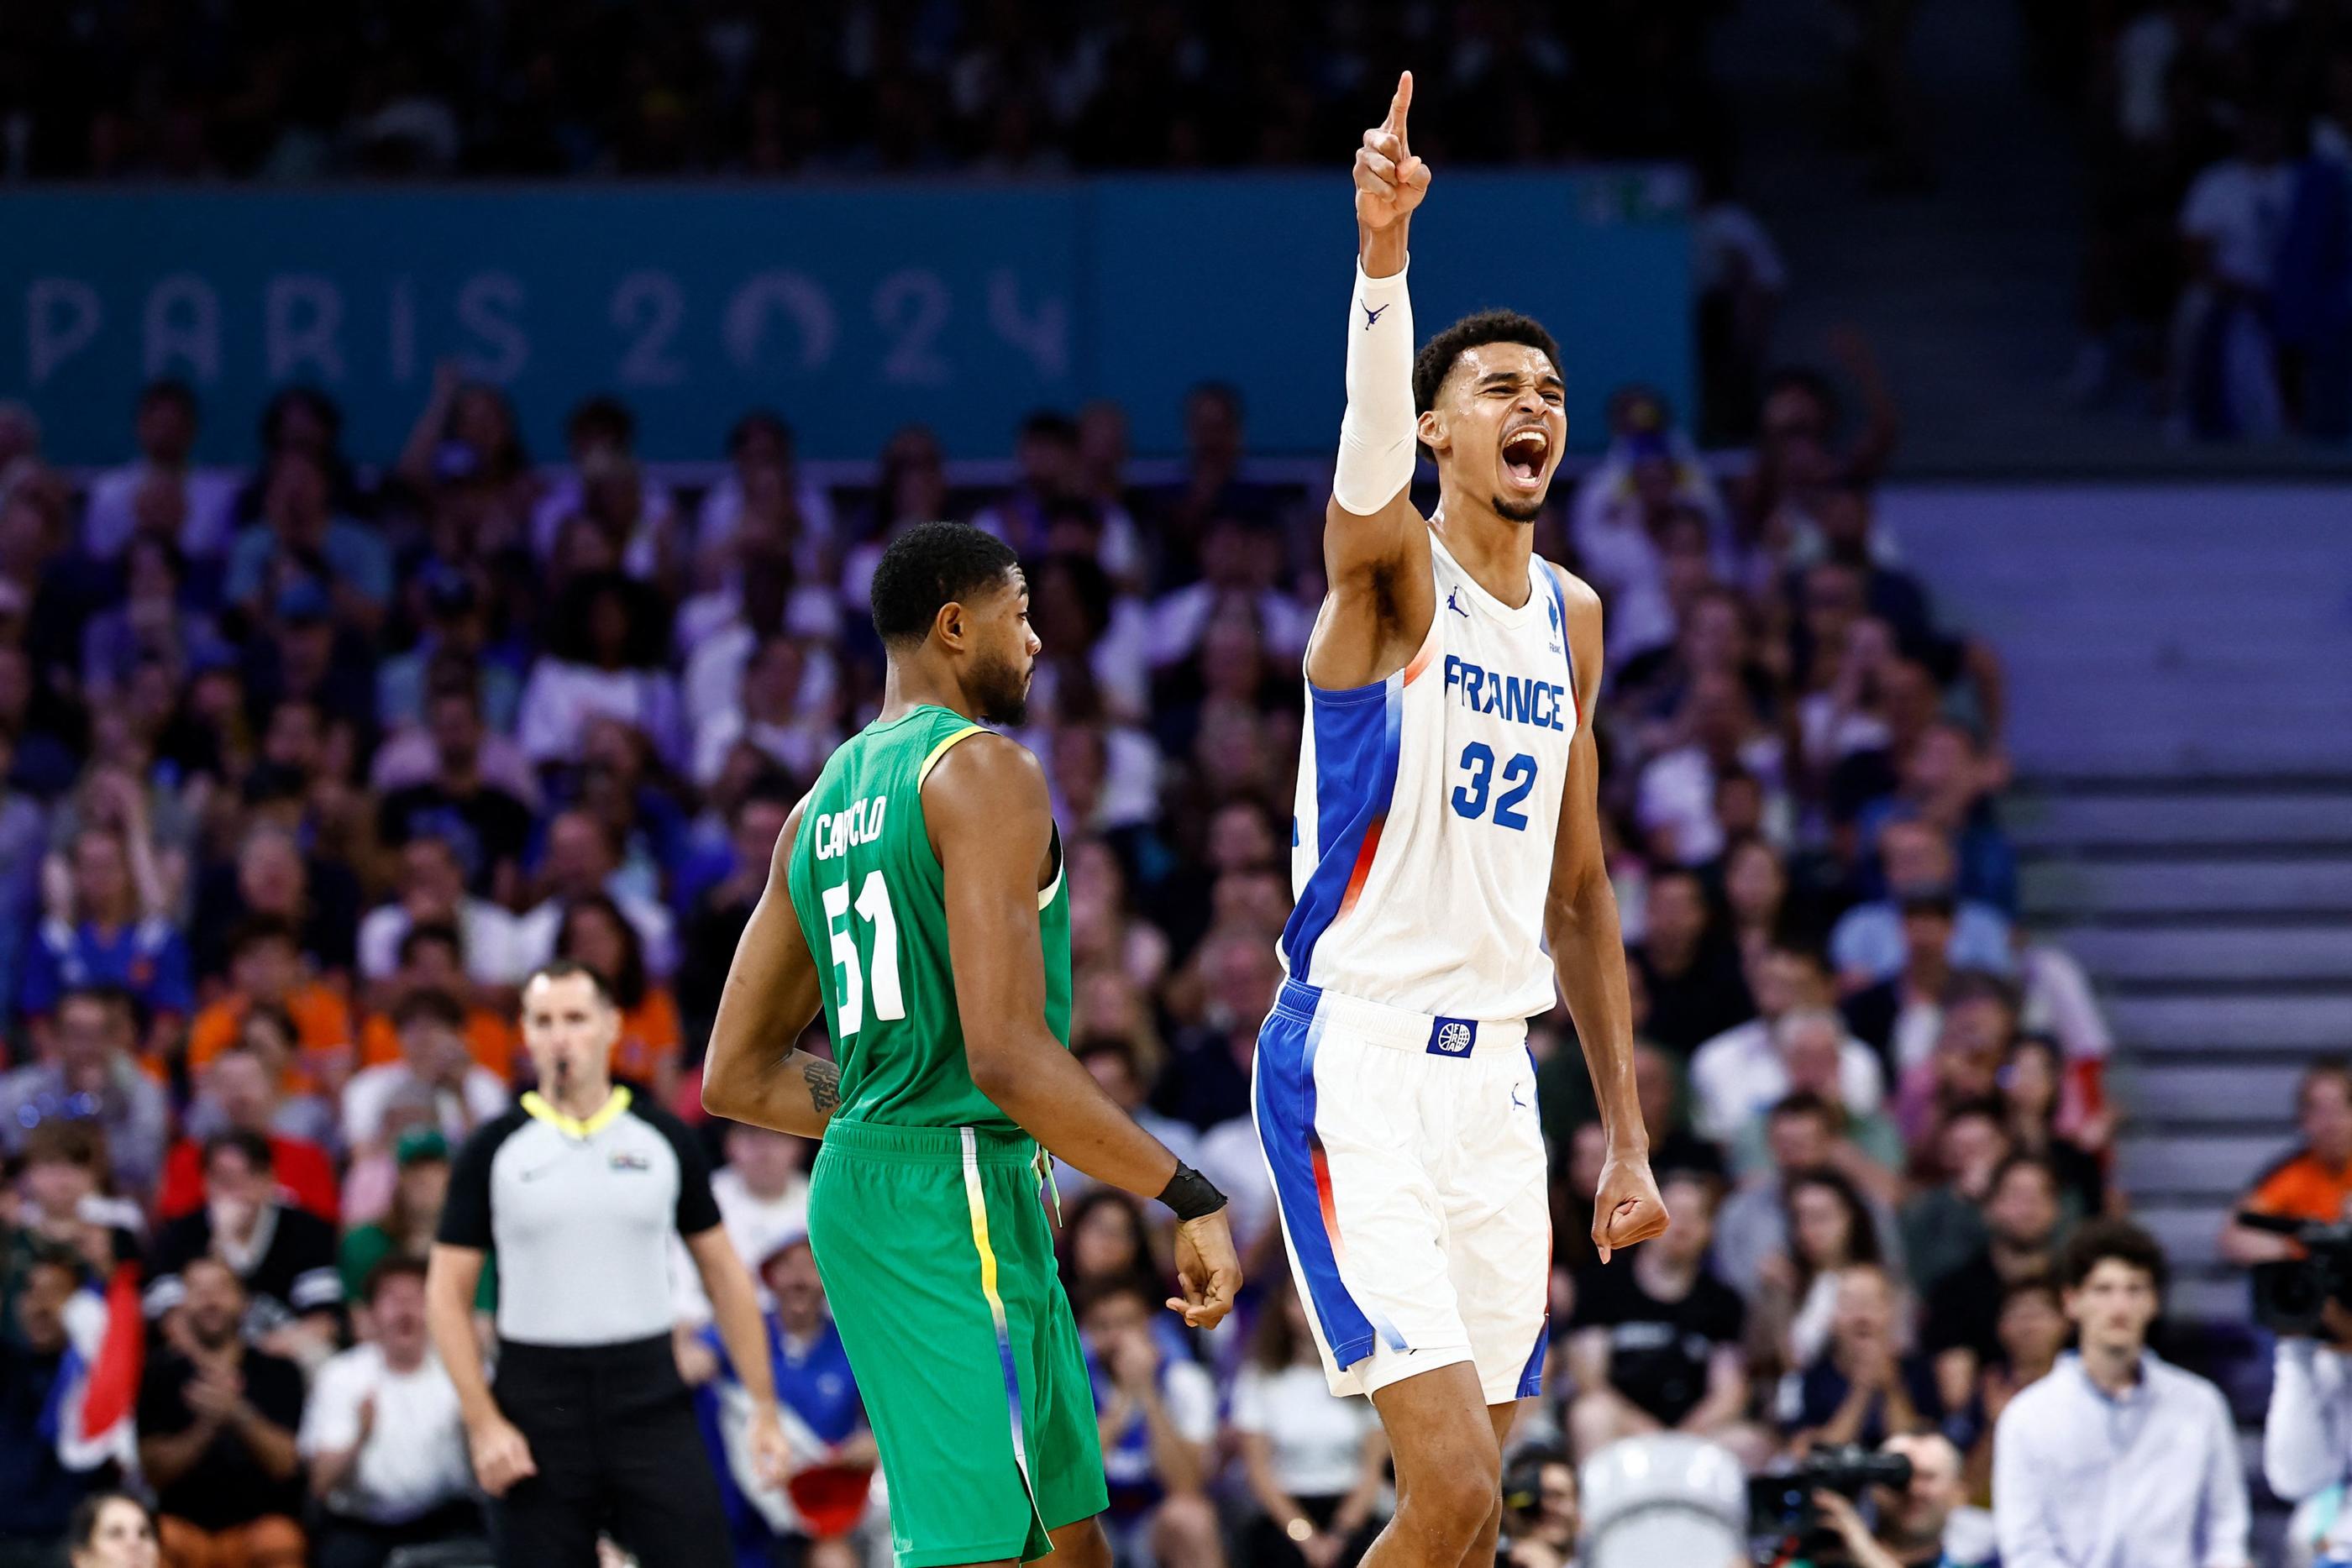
top-left (1542, 559), bottom-right (1603, 616)
top-left (921, 727), bottom-right (1048, 812)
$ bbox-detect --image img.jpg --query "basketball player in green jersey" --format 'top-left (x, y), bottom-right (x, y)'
top-left (703, 521), bottom-right (1242, 1568)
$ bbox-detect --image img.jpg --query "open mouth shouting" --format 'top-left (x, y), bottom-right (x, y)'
top-left (1499, 422), bottom-right (1551, 496)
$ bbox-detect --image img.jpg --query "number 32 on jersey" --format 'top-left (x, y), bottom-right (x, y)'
top-left (1452, 742), bottom-right (1537, 831)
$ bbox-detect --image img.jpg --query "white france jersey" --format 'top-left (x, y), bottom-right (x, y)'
top-left (1279, 530), bottom-right (1580, 1022)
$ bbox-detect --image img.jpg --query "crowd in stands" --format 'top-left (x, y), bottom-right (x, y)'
top-left (2074, 0), bottom-right (2352, 441)
top-left (0, 0), bottom-right (1726, 182)
top-left (0, 327), bottom-right (2292, 1568)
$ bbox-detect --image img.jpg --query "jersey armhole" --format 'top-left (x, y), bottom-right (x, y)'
top-left (917, 725), bottom-right (1061, 910)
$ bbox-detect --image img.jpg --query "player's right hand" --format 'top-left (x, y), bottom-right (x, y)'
top-left (1169, 1211), bottom-right (1242, 1329)
top-left (1355, 71), bottom-right (1431, 231)
top-left (468, 1411), bottom-right (539, 1497)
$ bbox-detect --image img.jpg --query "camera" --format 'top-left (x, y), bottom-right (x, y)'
top-left (1746, 1445), bottom-right (1913, 1560)
top-left (2238, 1212), bottom-right (2352, 1336)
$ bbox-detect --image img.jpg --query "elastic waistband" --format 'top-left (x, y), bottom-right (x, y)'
top-left (1270, 978), bottom-right (1528, 1055)
top-left (820, 1119), bottom-right (1040, 1168)
top-left (496, 1332), bottom-right (674, 1371)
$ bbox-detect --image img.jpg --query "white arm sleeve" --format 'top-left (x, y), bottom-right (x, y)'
top-left (1331, 259), bottom-right (1419, 517)
top-left (2265, 1338), bottom-right (2352, 1502)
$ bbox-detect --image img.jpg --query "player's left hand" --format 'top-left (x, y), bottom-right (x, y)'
top-left (1170, 1210), bottom-right (1242, 1329)
top-left (1591, 1151), bottom-right (1669, 1263)
top-left (748, 1401), bottom-right (794, 1491)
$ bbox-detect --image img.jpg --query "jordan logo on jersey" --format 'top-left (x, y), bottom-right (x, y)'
top-left (1427, 1018), bottom-right (1478, 1057)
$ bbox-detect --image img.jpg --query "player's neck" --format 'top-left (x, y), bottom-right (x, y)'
top-left (1430, 494), bottom-right (1536, 609)
top-left (878, 656), bottom-right (979, 726)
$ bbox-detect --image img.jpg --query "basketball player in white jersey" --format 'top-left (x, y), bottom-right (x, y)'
top-left (1252, 72), bottom-right (1668, 1568)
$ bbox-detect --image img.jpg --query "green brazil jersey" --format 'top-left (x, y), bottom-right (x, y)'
top-left (787, 704), bottom-right (1071, 1133)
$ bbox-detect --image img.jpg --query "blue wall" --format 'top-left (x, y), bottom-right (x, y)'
top-left (0, 174), bottom-right (1690, 465)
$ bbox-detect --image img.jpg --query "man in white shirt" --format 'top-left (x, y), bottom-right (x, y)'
top-left (356, 838), bottom-right (525, 989)
top-left (299, 1258), bottom-right (482, 1568)
top-left (1992, 1219), bottom-right (2250, 1568)
top-left (82, 380), bottom-right (240, 561)
top-left (511, 810), bottom-right (678, 979)
top-left (1689, 941), bottom-right (1883, 1143)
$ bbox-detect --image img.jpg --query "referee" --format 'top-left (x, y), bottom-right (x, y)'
top-left (426, 961), bottom-right (788, 1567)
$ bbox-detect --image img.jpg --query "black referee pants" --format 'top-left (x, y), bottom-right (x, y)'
top-left (489, 1335), bottom-right (731, 1568)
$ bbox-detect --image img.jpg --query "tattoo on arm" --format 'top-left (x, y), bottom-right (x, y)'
top-left (801, 1057), bottom-right (840, 1114)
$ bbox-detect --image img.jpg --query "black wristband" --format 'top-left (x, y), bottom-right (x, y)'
top-left (1158, 1162), bottom-right (1228, 1223)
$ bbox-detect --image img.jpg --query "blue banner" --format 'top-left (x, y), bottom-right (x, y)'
top-left (0, 175), bottom-right (1689, 465)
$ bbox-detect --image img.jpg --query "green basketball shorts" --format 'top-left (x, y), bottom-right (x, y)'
top-left (807, 1120), bottom-right (1107, 1567)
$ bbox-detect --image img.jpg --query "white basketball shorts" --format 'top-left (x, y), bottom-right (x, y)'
top-left (1251, 977), bottom-right (1551, 1404)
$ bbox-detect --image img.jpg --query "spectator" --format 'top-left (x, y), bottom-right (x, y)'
top-left (135, 1256), bottom-right (307, 1568)
top-left (552, 894), bottom-right (682, 1099)
top-left (1629, 869), bottom-right (1754, 1055)
top-left (2222, 1057), bottom-right (2352, 1265)
top-left (511, 810), bottom-right (678, 980)
top-left (160, 1044), bottom-right (339, 1223)
top-left (298, 1259), bottom-right (481, 1568)
top-left (1998, 1035), bottom-right (2107, 1219)
top-left (0, 987), bottom-right (171, 1200)
top-left (1727, 1011), bottom-right (1904, 1198)
top-left (1783, 1263), bottom-right (1952, 1455)
top-left (2011, 932), bottom-right (2113, 1141)
top-left (16, 825), bottom-right (191, 1058)
top-left (1973, 1275), bottom-right (2067, 1483)
top-left (0, 1250), bottom-right (99, 1565)
top-left (1077, 1280), bottom-right (1221, 1568)
top-left (1230, 1280), bottom-right (1386, 1568)
top-left (690, 635), bottom-right (837, 791)
top-left (2173, 108), bottom-right (2296, 441)
top-left (1756, 1167), bottom-right (1895, 1377)
top-left (375, 679), bottom-right (535, 905)
top-left (355, 837), bottom-right (526, 991)
top-left (683, 1232), bottom-right (879, 1568)
top-left (1921, 1152), bottom-right (2065, 1417)
top-left (80, 538), bottom-right (226, 700)
top-left (515, 574), bottom-right (683, 769)
top-left (1495, 1447), bottom-right (1581, 1568)
top-left (1831, 821), bottom-right (2013, 992)
top-left (692, 411), bottom-right (835, 571)
top-left (1151, 926), bottom-right (1282, 1131)
top-left (1565, 1170), bottom-right (1756, 1463)
top-left (355, 923), bottom-right (518, 1080)
top-left (1807, 1432), bottom-right (1997, 1568)
top-left (1715, 1094), bottom-right (1900, 1300)
top-left (81, 380), bottom-right (239, 562)
top-left (185, 917), bottom-right (356, 1100)
top-left (671, 1121), bottom-right (814, 1325)
top-left (63, 1493), bottom-right (160, 1568)
top-left (1841, 889), bottom-right (1956, 1076)
top-left (340, 989), bottom-right (509, 1156)
top-left (528, 397), bottom-right (677, 563)
top-left (338, 1130), bottom-right (493, 1316)
top-left (8, 1120), bottom-right (142, 1289)
top-left (145, 1131), bottom-right (344, 1371)
top-left (375, 573), bottom-right (527, 740)
top-left (1992, 1219), bottom-right (2250, 1568)
top-left (189, 822), bottom-right (364, 994)
top-left (1051, 1039), bottom-right (1203, 1209)
top-left (1691, 941), bottom-right (1882, 1142)
top-left (223, 448), bottom-right (393, 635)
top-left (675, 789), bottom-right (794, 1051)
top-left (1888, 973), bottom-right (2016, 1152)
top-left (1634, 670), bottom-right (1788, 870)
top-left (1898, 1099), bottom-right (2012, 1298)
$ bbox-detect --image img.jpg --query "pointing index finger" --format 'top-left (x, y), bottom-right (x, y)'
top-left (1383, 71), bottom-right (1414, 146)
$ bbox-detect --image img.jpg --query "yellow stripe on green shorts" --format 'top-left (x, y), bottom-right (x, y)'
top-left (960, 1126), bottom-right (1045, 1534)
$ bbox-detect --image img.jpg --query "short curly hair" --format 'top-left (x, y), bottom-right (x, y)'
top-left (869, 521), bottom-right (1021, 647)
top-left (1411, 309), bottom-right (1564, 420)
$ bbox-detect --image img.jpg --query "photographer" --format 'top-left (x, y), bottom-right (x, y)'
top-left (1808, 1434), bottom-right (1995, 1568)
top-left (2261, 1303), bottom-right (2352, 1565)
top-left (1498, 1447), bottom-right (1579, 1568)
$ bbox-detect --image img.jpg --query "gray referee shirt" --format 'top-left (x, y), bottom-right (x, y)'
top-left (436, 1088), bottom-right (722, 1347)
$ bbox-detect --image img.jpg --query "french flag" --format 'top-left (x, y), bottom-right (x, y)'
top-left (43, 1261), bottom-right (144, 1472)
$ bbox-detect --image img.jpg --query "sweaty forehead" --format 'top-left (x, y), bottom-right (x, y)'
top-left (1443, 342), bottom-right (1562, 400)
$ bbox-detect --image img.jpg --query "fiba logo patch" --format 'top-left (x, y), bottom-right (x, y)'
top-left (1427, 1017), bottom-right (1478, 1057)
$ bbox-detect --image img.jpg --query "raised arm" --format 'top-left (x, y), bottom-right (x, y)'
top-left (1542, 569), bottom-right (1667, 1261)
top-left (701, 796), bottom-right (843, 1137)
top-left (928, 732), bottom-right (1239, 1327)
top-left (1312, 71), bottom-right (1436, 692)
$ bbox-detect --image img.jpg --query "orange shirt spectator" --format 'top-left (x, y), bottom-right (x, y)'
top-left (357, 1008), bottom-right (518, 1078)
top-left (186, 916), bottom-right (354, 1096)
top-left (555, 892), bottom-right (681, 1099)
top-left (2222, 1062), bottom-right (2352, 1266)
